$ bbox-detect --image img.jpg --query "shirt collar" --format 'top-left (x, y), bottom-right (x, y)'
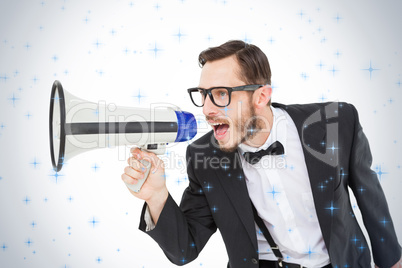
top-left (238, 106), bottom-right (288, 155)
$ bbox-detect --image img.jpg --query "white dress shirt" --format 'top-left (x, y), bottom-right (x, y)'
top-left (238, 106), bottom-right (330, 268)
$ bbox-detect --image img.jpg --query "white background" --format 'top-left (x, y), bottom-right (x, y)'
top-left (0, 0), bottom-right (401, 267)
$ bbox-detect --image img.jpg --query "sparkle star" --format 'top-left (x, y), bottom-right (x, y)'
top-left (149, 42), bottom-right (162, 58)
top-left (318, 94), bottom-right (327, 102)
top-left (30, 157), bottom-right (40, 169)
top-left (25, 238), bottom-right (33, 247)
top-left (362, 61), bottom-right (380, 80)
top-left (0, 73), bottom-right (10, 82)
top-left (93, 39), bottom-right (103, 49)
top-left (325, 201), bottom-right (339, 216)
top-left (267, 186), bottom-right (280, 200)
top-left (318, 183), bottom-right (326, 191)
top-left (32, 76), bottom-right (39, 84)
top-left (24, 42), bottom-right (32, 50)
top-left (219, 105), bottom-right (231, 115)
top-left (298, 10), bottom-right (305, 20)
top-left (92, 163), bottom-right (100, 172)
top-left (204, 183), bottom-right (213, 192)
top-left (380, 217), bottom-right (390, 227)
top-left (326, 142), bottom-right (339, 154)
top-left (374, 165), bottom-right (388, 181)
top-left (49, 171), bottom-right (64, 183)
top-left (243, 34), bottom-right (251, 44)
top-left (174, 28), bottom-right (185, 43)
top-left (351, 235), bottom-right (360, 245)
top-left (300, 72), bottom-right (309, 80)
top-left (328, 65), bottom-right (339, 76)
top-left (340, 168), bottom-right (348, 178)
top-left (23, 196), bottom-right (31, 205)
top-left (222, 164), bottom-right (229, 171)
top-left (175, 177), bottom-right (182, 186)
top-left (305, 245), bottom-right (315, 259)
top-left (89, 217), bottom-right (100, 228)
top-left (334, 14), bottom-right (342, 23)
top-left (133, 90), bottom-right (146, 104)
top-left (358, 244), bottom-right (366, 252)
top-left (8, 93), bottom-right (20, 107)
top-left (211, 206), bottom-right (218, 213)
top-left (317, 61), bottom-right (326, 70)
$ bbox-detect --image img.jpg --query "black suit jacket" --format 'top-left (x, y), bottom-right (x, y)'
top-left (140, 102), bottom-right (401, 268)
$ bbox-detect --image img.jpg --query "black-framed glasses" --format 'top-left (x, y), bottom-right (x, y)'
top-left (187, 84), bottom-right (263, 107)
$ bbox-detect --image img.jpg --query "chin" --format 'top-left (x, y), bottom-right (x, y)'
top-left (216, 138), bottom-right (240, 153)
top-left (218, 144), bottom-right (238, 153)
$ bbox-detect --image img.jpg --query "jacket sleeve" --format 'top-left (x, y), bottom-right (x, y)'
top-left (138, 145), bottom-right (217, 266)
top-left (348, 104), bottom-right (401, 267)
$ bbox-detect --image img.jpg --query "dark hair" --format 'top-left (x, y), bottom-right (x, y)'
top-left (198, 40), bottom-right (272, 86)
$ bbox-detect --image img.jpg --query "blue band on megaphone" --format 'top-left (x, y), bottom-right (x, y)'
top-left (174, 111), bottom-right (197, 142)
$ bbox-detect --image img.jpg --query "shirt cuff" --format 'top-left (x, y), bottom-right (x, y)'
top-left (144, 205), bottom-right (156, 232)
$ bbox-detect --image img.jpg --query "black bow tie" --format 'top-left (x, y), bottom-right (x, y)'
top-left (243, 141), bottom-right (285, 165)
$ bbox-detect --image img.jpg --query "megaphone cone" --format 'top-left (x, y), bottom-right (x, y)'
top-left (49, 80), bottom-right (197, 173)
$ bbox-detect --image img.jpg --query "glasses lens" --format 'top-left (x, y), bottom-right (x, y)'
top-left (190, 88), bottom-right (205, 107)
top-left (211, 88), bottom-right (230, 107)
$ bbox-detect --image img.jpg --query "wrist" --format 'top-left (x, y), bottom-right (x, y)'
top-left (146, 187), bottom-right (169, 212)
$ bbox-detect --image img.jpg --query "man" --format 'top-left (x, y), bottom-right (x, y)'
top-left (121, 40), bottom-right (401, 268)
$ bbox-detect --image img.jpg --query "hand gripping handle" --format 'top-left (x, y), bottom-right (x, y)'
top-left (125, 159), bottom-right (152, 193)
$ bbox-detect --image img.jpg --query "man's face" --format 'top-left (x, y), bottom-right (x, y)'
top-left (199, 56), bottom-right (260, 152)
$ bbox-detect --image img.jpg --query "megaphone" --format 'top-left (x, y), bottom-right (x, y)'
top-left (49, 80), bottom-right (197, 192)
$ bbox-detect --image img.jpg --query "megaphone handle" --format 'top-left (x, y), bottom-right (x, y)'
top-left (125, 159), bottom-right (152, 193)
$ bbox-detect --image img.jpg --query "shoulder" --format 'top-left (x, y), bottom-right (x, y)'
top-left (273, 101), bottom-right (355, 112)
top-left (273, 101), bottom-right (358, 121)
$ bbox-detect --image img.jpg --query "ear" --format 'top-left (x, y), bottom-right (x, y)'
top-left (253, 85), bottom-right (272, 109)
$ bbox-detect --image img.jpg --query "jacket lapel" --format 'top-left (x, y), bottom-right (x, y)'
top-left (274, 102), bottom-right (338, 249)
top-left (209, 141), bottom-right (258, 251)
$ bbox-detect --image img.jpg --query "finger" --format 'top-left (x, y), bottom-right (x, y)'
top-left (121, 173), bottom-right (139, 185)
top-left (127, 157), bottom-right (146, 171)
top-left (140, 154), bottom-right (163, 174)
top-left (131, 147), bottom-right (156, 162)
top-left (124, 166), bottom-right (145, 180)
top-left (130, 147), bottom-right (143, 159)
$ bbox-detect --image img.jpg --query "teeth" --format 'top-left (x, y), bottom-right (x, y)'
top-left (209, 122), bottom-right (224, 126)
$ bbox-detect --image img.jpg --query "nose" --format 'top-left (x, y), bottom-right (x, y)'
top-left (202, 94), bottom-right (219, 117)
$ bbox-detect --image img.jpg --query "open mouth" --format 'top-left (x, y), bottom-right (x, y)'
top-left (209, 122), bottom-right (230, 140)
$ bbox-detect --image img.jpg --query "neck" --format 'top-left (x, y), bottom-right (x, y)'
top-left (243, 106), bottom-right (273, 148)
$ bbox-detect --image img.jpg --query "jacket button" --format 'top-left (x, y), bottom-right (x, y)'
top-left (251, 258), bottom-right (258, 265)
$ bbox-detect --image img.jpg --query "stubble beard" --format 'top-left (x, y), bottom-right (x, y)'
top-left (219, 104), bottom-right (262, 153)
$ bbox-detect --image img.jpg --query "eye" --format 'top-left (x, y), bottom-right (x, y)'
top-left (219, 91), bottom-right (227, 97)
